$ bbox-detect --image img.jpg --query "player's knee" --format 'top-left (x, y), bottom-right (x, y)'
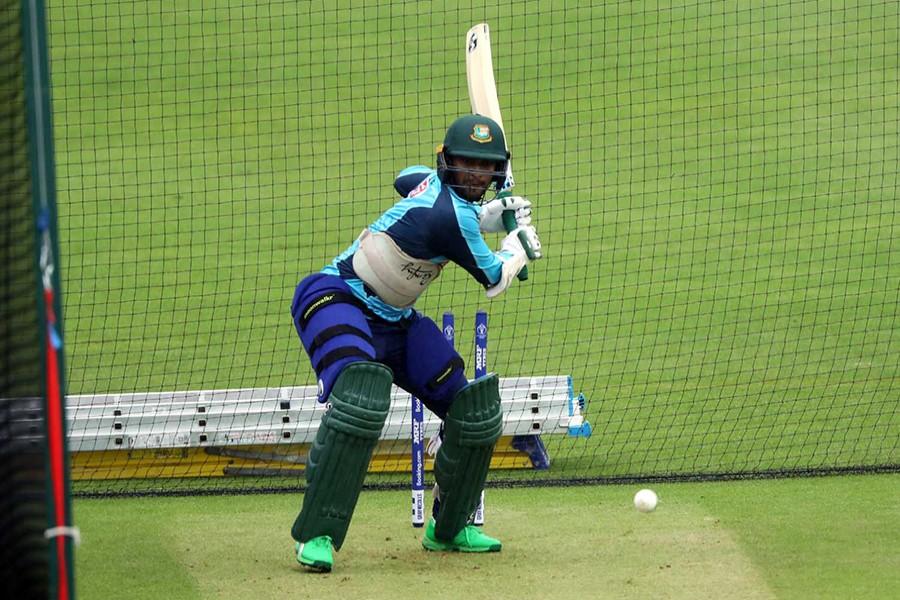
top-left (443, 374), bottom-right (503, 446)
top-left (418, 363), bottom-right (467, 420)
top-left (326, 362), bottom-right (394, 438)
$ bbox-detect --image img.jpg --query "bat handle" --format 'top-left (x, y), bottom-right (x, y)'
top-left (498, 191), bottom-right (530, 281)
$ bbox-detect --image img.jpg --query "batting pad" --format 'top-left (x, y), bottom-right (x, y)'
top-left (291, 361), bottom-right (393, 550)
top-left (433, 373), bottom-right (503, 541)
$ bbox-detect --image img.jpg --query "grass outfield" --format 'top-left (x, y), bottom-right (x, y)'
top-left (50, 1), bottom-right (898, 487)
top-left (74, 474), bottom-right (899, 599)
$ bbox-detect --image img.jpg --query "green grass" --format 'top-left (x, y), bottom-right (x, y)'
top-left (74, 474), bottom-right (899, 599)
top-left (48, 0), bottom-right (899, 490)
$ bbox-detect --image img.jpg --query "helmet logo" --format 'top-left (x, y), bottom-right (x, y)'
top-left (470, 124), bottom-right (493, 143)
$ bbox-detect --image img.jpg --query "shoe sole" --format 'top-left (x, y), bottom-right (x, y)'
top-left (299, 559), bottom-right (332, 573)
top-left (422, 539), bottom-right (501, 553)
top-left (295, 543), bottom-right (333, 572)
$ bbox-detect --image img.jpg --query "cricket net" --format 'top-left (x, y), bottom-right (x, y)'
top-left (50, 1), bottom-right (898, 496)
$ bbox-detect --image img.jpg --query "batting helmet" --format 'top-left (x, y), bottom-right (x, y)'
top-left (436, 115), bottom-right (510, 196)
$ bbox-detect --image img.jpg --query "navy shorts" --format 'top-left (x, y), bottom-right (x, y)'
top-left (292, 273), bottom-right (467, 419)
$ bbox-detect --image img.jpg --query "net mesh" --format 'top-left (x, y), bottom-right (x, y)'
top-left (49, 0), bottom-right (898, 496)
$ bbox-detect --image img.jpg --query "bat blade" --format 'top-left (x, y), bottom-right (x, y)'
top-left (465, 23), bottom-right (529, 279)
top-left (466, 24), bottom-right (505, 129)
top-left (465, 23), bottom-right (514, 190)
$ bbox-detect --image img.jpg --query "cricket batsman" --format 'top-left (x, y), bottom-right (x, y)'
top-left (289, 114), bottom-right (542, 572)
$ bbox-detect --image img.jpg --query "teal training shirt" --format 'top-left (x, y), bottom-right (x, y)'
top-left (322, 167), bottom-right (507, 321)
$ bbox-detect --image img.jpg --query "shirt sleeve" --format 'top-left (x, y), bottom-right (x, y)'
top-left (431, 198), bottom-right (504, 287)
top-left (393, 166), bottom-right (432, 198)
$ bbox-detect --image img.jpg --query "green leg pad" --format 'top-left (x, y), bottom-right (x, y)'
top-left (433, 373), bottom-right (503, 541)
top-left (291, 361), bottom-right (393, 550)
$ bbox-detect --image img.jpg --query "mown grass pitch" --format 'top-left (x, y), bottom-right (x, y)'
top-left (74, 474), bottom-right (898, 600)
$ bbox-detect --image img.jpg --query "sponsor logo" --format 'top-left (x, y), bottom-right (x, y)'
top-left (127, 432), bottom-right (191, 449)
top-left (409, 178), bottom-right (429, 198)
top-left (471, 124), bottom-right (493, 143)
top-left (223, 432), bottom-right (278, 444)
top-left (303, 293), bottom-right (335, 320)
top-left (435, 365), bottom-right (453, 383)
top-left (128, 448), bottom-right (188, 460)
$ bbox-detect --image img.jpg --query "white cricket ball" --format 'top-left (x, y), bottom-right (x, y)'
top-left (634, 488), bottom-right (658, 513)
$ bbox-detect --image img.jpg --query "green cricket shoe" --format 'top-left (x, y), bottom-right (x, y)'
top-left (295, 536), bottom-right (334, 572)
top-left (422, 518), bottom-right (502, 553)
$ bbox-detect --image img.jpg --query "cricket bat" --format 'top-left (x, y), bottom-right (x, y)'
top-left (465, 23), bottom-right (534, 281)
